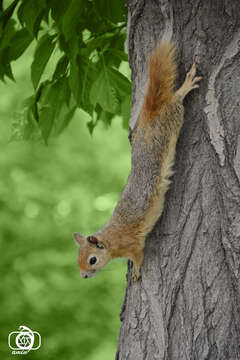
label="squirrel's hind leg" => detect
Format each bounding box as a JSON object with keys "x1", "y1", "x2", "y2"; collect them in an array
[
  {"x1": 131, "y1": 250, "x2": 144, "y2": 282},
  {"x1": 175, "y1": 63, "x2": 202, "y2": 102}
]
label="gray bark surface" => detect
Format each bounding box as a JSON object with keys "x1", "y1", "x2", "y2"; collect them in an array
[{"x1": 116, "y1": 1, "x2": 240, "y2": 359}]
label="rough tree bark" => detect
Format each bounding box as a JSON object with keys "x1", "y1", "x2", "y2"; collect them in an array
[{"x1": 116, "y1": 1, "x2": 240, "y2": 359}]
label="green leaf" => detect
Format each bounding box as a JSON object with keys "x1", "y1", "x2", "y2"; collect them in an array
[
  {"x1": 52, "y1": 55, "x2": 69, "y2": 81},
  {"x1": 93, "y1": 103, "x2": 112, "y2": 127},
  {"x1": 107, "y1": 67, "x2": 131, "y2": 97},
  {"x1": 39, "y1": 105, "x2": 55, "y2": 143},
  {"x1": 90, "y1": 67, "x2": 118, "y2": 113},
  {"x1": 101, "y1": 110, "x2": 113, "y2": 127},
  {"x1": 55, "y1": 105, "x2": 76, "y2": 134},
  {"x1": 89, "y1": 64, "x2": 131, "y2": 116},
  {"x1": 95, "y1": 0, "x2": 126, "y2": 23},
  {"x1": 69, "y1": 57, "x2": 81, "y2": 105},
  {"x1": 8, "y1": 29, "x2": 33, "y2": 61},
  {"x1": 87, "y1": 119, "x2": 97, "y2": 135},
  {"x1": 85, "y1": 32, "x2": 116, "y2": 55},
  {"x1": 49, "y1": 0, "x2": 70, "y2": 25},
  {"x1": 69, "y1": 54, "x2": 97, "y2": 115},
  {"x1": 105, "y1": 48, "x2": 128, "y2": 62},
  {"x1": 103, "y1": 47, "x2": 128, "y2": 68},
  {"x1": 0, "y1": 0, "x2": 18, "y2": 35},
  {"x1": 0, "y1": 19, "x2": 17, "y2": 79},
  {"x1": 31, "y1": 34, "x2": 56, "y2": 89},
  {"x1": 0, "y1": 18, "x2": 15, "y2": 49},
  {"x1": 38, "y1": 77, "x2": 70, "y2": 142},
  {"x1": 0, "y1": 49, "x2": 14, "y2": 80},
  {"x1": 17, "y1": 0, "x2": 46, "y2": 37},
  {"x1": 62, "y1": 0, "x2": 83, "y2": 41}
]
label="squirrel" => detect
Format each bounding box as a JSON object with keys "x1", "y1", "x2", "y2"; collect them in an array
[{"x1": 74, "y1": 41, "x2": 202, "y2": 281}]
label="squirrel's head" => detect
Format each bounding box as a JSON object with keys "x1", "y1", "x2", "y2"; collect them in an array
[{"x1": 73, "y1": 232, "x2": 110, "y2": 279}]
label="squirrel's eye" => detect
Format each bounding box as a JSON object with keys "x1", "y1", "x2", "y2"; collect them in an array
[{"x1": 89, "y1": 256, "x2": 97, "y2": 265}]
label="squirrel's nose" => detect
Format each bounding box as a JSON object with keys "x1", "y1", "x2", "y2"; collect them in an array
[{"x1": 80, "y1": 271, "x2": 88, "y2": 279}]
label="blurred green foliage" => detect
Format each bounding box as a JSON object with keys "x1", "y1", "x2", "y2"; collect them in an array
[
  {"x1": 0, "y1": 0, "x2": 131, "y2": 142},
  {"x1": 0, "y1": 38, "x2": 130, "y2": 359}
]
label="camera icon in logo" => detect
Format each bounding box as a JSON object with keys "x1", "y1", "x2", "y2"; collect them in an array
[{"x1": 8, "y1": 325, "x2": 41, "y2": 354}]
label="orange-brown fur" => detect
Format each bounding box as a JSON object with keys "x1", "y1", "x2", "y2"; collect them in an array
[
  {"x1": 141, "y1": 42, "x2": 177, "y2": 122},
  {"x1": 74, "y1": 41, "x2": 202, "y2": 281}
]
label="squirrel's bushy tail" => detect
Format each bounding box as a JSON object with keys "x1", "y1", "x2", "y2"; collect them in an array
[{"x1": 141, "y1": 41, "x2": 177, "y2": 121}]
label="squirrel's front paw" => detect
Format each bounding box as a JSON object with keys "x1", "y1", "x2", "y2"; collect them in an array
[
  {"x1": 185, "y1": 63, "x2": 202, "y2": 92},
  {"x1": 176, "y1": 63, "x2": 202, "y2": 101}
]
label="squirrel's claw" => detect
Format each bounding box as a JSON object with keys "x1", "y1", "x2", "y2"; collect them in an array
[{"x1": 193, "y1": 76, "x2": 203, "y2": 83}]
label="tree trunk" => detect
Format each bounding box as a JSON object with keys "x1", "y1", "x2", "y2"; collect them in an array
[{"x1": 116, "y1": 1, "x2": 240, "y2": 359}]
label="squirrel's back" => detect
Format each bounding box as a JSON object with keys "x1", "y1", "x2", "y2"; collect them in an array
[
  {"x1": 141, "y1": 41, "x2": 177, "y2": 121},
  {"x1": 110, "y1": 41, "x2": 183, "y2": 230}
]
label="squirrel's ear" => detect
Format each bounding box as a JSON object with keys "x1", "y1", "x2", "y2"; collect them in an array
[
  {"x1": 73, "y1": 233, "x2": 85, "y2": 246},
  {"x1": 87, "y1": 236, "x2": 105, "y2": 250}
]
